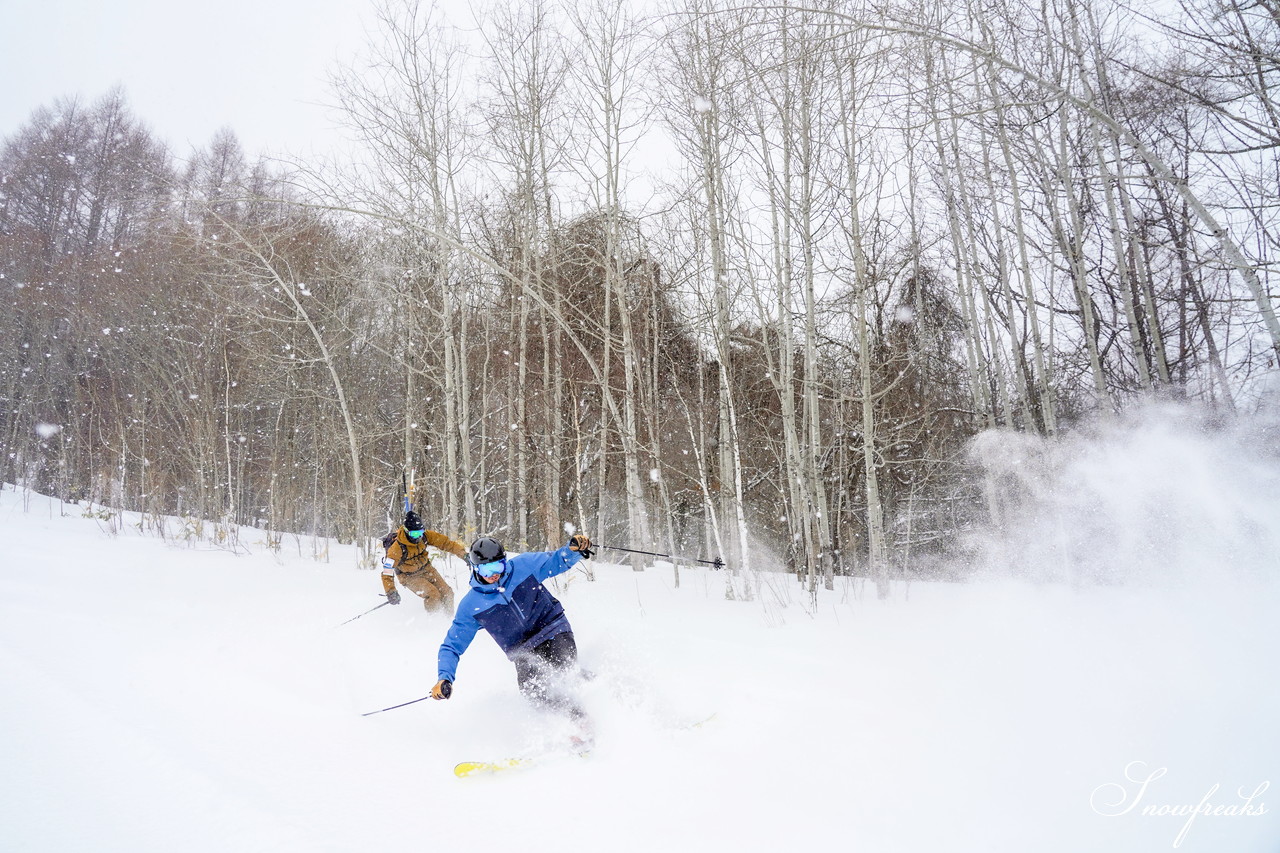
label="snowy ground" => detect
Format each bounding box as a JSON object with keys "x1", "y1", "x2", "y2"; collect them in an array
[{"x1": 2, "y1": 416, "x2": 1278, "y2": 852}]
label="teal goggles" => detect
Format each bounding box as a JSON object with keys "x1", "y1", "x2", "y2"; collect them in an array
[
  {"x1": 406, "y1": 528, "x2": 424, "y2": 540},
  {"x1": 475, "y1": 560, "x2": 503, "y2": 578}
]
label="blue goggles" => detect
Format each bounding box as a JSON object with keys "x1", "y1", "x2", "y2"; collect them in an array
[
  {"x1": 406, "y1": 528, "x2": 424, "y2": 540},
  {"x1": 474, "y1": 560, "x2": 504, "y2": 578}
]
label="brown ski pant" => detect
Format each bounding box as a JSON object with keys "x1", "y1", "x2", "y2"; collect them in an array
[{"x1": 397, "y1": 568, "x2": 455, "y2": 613}]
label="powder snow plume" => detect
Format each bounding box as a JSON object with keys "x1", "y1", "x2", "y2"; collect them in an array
[{"x1": 965, "y1": 400, "x2": 1280, "y2": 587}]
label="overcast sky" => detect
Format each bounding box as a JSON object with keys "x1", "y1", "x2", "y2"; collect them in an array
[{"x1": 1, "y1": 0, "x2": 397, "y2": 159}]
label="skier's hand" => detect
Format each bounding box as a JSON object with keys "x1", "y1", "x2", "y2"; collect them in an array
[
  {"x1": 569, "y1": 534, "x2": 593, "y2": 559},
  {"x1": 431, "y1": 679, "x2": 453, "y2": 700},
  {"x1": 386, "y1": 588, "x2": 401, "y2": 605}
]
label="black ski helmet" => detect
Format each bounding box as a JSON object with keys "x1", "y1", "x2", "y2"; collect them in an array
[
  {"x1": 468, "y1": 536, "x2": 506, "y2": 566},
  {"x1": 404, "y1": 511, "x2": 425, "y2": 532}
]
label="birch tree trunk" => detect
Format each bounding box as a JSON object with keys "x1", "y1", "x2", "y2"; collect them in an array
[{"x1": 836, "y1": 44, "x2": 890, "y2": 600}]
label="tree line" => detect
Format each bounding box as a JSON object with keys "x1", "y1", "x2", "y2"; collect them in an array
[{"x1": 2, "y1": 0, "x2": 1276, "y2": 597}]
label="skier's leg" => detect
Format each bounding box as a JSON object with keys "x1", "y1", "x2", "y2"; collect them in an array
[
  {"x1": 537, "y1": 631, "x2": 578, "y2": 670},
  {"x1": 398, "y1": 570, "x2": 450, "y2": 613},
  {"x1": 425, "y1": 568, "x2": 455, "y2": 612},
  {"x1": 514, "y1": 636, "x2": 591, "y2": 747},
  {"x1": 410, "y1": 566, "x2": 455, "y2": 613},
  {"x1": 417, "y1": 579, "x2": 442, "y2": 612},
  {"x1": 513, "y1": 638, "x2": 573, "y2": 707},
  {"x1": 513, "y1": 651, "x2": 551, "y2": 706},
  {"x1": 397, "y1": 571, "x2": 430, "y2": 607},
  {"x1": 532, "y1": 633, "x2": 588, "y2": 724}
]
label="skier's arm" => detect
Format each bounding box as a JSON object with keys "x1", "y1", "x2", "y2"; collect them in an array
[
  {"x1": 437, "y1": 608, "x2": 481, "y2": 683},
  {"x1": 381, "y1": 543, "x2": 401, "y2": 602},
  {"x1": 425, "y1": 529, "x2": 468, "y2": 562},
  {"x1": 530, "y1": 545, "x2": 583, "y2": 583}
]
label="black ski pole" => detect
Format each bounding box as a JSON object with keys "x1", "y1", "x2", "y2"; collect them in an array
[
  {"x1": 362, "y1": 695, "x2": 430, "y2": 716},
  {"x1": 597, "y1": 544, "x2": 725, "y2": 569},
  {"x1": 362, "y1": 681, "x2": 449, "y2": 717},
  {"x1": 335, "y1": 598, "x2": 392, "y2": 627}
]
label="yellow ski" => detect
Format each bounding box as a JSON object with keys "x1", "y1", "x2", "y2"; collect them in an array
[
  {"x1": 454, "y1": 747, "x2": 594, "y2": 778},
  {"x1": 453, "y1": 757, "x2": 536, "y2": 777}
]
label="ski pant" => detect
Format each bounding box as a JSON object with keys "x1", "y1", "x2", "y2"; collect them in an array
[
  {"x1": 512, "y1": 632, "x2": 585, "y2": 721},
  {"x1": 397, "y1": 567, "x2": 455, "y2": 613}
]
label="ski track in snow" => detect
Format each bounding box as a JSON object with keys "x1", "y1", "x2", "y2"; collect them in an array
[{"x1": 1, "y1": 484, "x2": 1277, "y2": 853}]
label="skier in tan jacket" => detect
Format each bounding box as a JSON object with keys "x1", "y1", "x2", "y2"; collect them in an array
[{"x1": 382, "y1": 511, "x2": 467, "y2": 613}]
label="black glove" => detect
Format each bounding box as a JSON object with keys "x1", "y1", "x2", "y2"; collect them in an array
[
  {"x1": 569, "y1": 534, "x2": 593, "y2": 559},
  {"x1": 386, "y1": 588, "x2": 401, "y2": 605}
]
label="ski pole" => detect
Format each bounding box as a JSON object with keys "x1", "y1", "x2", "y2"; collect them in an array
[
  {"x1": 403, "y1": 469, "x2": 415, "y2": 514},
  {"x1": 597, "y1": 544, "x2": 725, "y2": 569},
  {"x1": 362, "y1": 695, "x2": 430, "y2": 716},
  {"x1": 362, "y1": 682, "x2": 450, "y2": 717},
  {"x1": 335, "y1": 598, "x2": 392, "y2": 627}
]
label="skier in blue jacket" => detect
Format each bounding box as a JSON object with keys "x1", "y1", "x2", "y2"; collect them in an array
[{"x1": 430, "y1": 533, "x2": 593, "y2": 728}]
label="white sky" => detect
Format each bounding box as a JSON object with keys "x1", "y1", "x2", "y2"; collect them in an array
[
  {"x1": 1, "y1": 0, "x2": 677, "y2": 221},
  {"x1": 0, "y1": 0, "x2": 401, "y2": 159}
]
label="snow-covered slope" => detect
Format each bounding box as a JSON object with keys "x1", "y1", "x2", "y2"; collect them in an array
[{"x1": 1, "y1": 478, "x2": 1276, "y2": 852}]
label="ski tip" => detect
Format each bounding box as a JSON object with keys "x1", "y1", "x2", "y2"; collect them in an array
[
  {"x1": 453, "y1": 749, "x2": 591, "y2": 778},
  {"x1": 453, "y1": 757, "x2": 532, "y2": 778}
]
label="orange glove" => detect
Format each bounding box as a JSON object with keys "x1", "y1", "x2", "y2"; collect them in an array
[
  {"x1": 431, "y1": 679, "x2": 452, "y2": 700},
  {"x1": 569, "y1": 534, "x2": 593, "y2": 558}
]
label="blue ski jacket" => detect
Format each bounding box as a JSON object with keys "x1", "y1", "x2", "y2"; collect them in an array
[{"x1": 437, "y1": 544, "x2": 584, "y2": 683}]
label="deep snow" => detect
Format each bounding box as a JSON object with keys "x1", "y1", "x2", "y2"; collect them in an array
[{"x1": 2, "y1": 414, "x2": 1278, "y2": 852}]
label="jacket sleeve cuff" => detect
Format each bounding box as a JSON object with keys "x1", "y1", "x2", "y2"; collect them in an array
[{"x1": 557, "y1": 546, "x2": 581, "y2": 573}]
